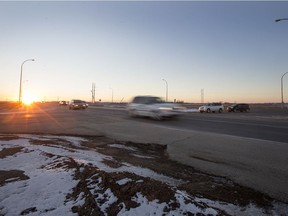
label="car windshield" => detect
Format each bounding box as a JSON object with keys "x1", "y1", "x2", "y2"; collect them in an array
[
  {"x1": 150, "y1": 97, "x2": 165, "y2": 104},
  {"x1": 74, "y1": 100, "x2": 83, "y2": 103}
]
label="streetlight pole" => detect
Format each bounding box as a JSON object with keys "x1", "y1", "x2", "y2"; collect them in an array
[
  {"x1": 19, "y1": 59, "x2": 35, "y2": 104},
  {"x1": 281, "y1": 72, "x2": 288, "y2": 109},
  {"x1": 162, "y1": 79, "x2": 168, "y2": 102},
  {"x1": 275, "y1": 18, "x2": 288, "y2": 109}
]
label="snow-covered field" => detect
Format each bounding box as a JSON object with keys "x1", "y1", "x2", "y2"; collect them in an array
[{"x1": 0, "y1": 134, "x2": 287, "y2": 216}]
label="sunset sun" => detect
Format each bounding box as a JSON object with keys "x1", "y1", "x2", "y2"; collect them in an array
[{"x1": 22, "y1": 95, "x2": 35, "y2": 105}]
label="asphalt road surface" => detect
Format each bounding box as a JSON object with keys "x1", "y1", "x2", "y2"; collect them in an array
[
  {"x1": 1, "y1": 103, "x2": 287, "y2": 144},
  {"x1": 1, "y1": 102, "x2": 288, "y2": 203},
  {"x1": 126, "y1": 110, "x2": 288, "y2": 144}
]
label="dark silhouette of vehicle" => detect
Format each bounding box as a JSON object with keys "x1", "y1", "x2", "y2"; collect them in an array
[
  {"x1": 68, "y1": 100, "x2": 87, "y2": 110},
  {"x1": 59, "y1": 101, "x2": 68, "y2": 106},
  {"x1": 227, "y1": 103, "x2": 250, "y2": 112}
]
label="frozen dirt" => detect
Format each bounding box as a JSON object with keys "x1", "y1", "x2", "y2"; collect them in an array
[{"x1": 0, "y1": 134, "x2": 287, "y2": 216}]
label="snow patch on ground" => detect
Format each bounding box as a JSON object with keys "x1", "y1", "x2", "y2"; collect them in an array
[
  {"x1": 108, "y1": 144, "x2": 137, "y2": 151},
  {"x1": 0, "y1": 134, "x2": 287, "y2": 216}
]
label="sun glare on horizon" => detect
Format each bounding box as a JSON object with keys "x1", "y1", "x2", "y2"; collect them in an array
[{"x1": 22, "y1": 95, "x2": 35, "y2": 105}]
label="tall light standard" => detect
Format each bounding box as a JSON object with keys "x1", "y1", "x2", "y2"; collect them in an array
[
  {"x1": 275, "y1": 18, "x2": 288, "y2": 109},
  {"x1": 281, "y1": 72, "x2": 288, "y2": 109},
  {"x1": 19, "y1": 59, "x2": 35, "y2": 104},
  {"x1": 162, "y1": 79, "x2": 168, "y2": 102}
]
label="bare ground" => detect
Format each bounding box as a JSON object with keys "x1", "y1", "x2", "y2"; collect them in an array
[{"x1": 0, "y1": 134, "x2": 280, "y2": 215}]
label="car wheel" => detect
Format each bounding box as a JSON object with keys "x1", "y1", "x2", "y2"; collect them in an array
[
  {"x1": 219, "y1": 108, "x2": 223, "y2": 113},
  {"x1": 206, "y1": 108, "x2": 211, "y2": 113}
]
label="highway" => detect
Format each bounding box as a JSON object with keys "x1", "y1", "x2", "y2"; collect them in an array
[
  {"x1": 1, "y1": 103, "x2": 288, "y2": 202},
  {"x1": 124, "y1": 110, "x2": 288, "y2": 144},
  {"x1": 67, "y1": 105, "x2": 288, "y2": 144},
  {"x1": 1, "y1": 103, "x2": 287, "y2": 144}
]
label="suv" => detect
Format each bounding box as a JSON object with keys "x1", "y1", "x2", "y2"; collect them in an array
[
  {"x1": 199, "y1": 103, "x2": 224, "y2": 113},
  {"x1": 227, "y1": 103, "x2": 250, "y2": 112},
  {"x1": 68, "y1": 100, "x2": 87, "y2": 110},
  {"x1": 127, "y1": 96, "x2": 184, "y2": 120}
]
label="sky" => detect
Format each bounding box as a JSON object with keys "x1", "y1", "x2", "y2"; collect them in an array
[
  {"x1": 0, "y1": 1, "x2": 288, "y2": 103},
  {"x1": 1, "y1": 134, "x2": 286, "y2": 215}
]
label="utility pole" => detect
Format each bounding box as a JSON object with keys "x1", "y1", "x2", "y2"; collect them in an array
[
  {"x1": 162, "y1": 79, "x2": 168, "y2": 102},
  {"x1": 201, "y1": 89, "x2": 204, "y2": 104},
  {"x1": 91, "y1": 83, "x2": 95, "y2": 103}
]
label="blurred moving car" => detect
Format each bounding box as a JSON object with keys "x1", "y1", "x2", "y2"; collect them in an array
[
  {"x1": 199, "y1": 103, "x2": 224, "y2": 113},
  {"x1": 227, "y1": 103, "x2": 250, "y2": 112},
  {"x1": 127, "y1": 96, "x2": 184, "y2": 120},
  {"x1": 59, "y1": 101, "x2": 68, "y2": 106},
  {"x1": 68, "y1": 99, "x2": 87, "y2": 110}
]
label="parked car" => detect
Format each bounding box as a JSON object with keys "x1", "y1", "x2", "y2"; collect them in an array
[
  {"x1": 227, "y1": 103, "x2": 250, "y2": 112},
  {"x1": 68, "y1": 99, "x2": 87, "y2": 110},
  {"x1": 198, "y1": 103, "x2": 224, "y2": 113},
  {"x1": 127, "y1": 96, "x2": 184, "y2": 120},
  {"x1": 59, "y1": 101, "x2": 68, "y2": 106}
]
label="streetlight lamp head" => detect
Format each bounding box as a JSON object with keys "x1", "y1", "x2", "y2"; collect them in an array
[{"x1": 275, "y1": 18, "x2": 288, "y2": 22}]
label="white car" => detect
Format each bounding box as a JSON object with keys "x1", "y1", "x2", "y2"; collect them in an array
[
  {"x1": 198, "y1": 103, "x2": 224, "y2": 113},
  {"x1": 127, "y1": 96, "x2": 184, "y2": 120}
]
